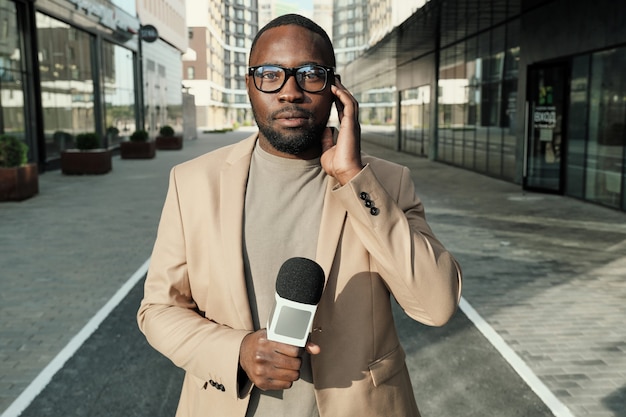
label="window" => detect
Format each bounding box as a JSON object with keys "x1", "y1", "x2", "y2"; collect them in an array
[
  {"x1": 585, "y1": 48, "x2": 626, "y2": 208},
  {"x1": 102, "y1": 42, "x2": 136, "y2": 147},
  {"x1": 36, "y1": 12, "x2": 96, "y2": 158}
]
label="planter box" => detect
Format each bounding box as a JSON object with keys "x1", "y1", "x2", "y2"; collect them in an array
[
  {"x1": 0, "y1": 163, "x2": 39, "y2": 201},
  {"x1": 155, "y1": 135, "x2": 183, "y2": 150},
  {"x1": 120, "y1": 141, "x2": 156, "y2": 159},
  {"x1": 61, "y1": 149, "x2": 112, "y2": 175}
]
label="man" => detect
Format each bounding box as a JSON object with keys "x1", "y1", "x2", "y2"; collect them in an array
[{"x1": 138, "y1": 13, "x2": 462, "y2": 417}]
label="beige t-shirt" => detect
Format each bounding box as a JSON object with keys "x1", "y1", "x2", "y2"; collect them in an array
[{"x1": 243, "y1": 142, "x2": 327, "y2": 417}]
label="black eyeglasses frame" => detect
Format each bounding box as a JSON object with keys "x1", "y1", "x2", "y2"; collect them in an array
[{"x1": 248, "y1": 64, "x2": 336, "y2": 94}]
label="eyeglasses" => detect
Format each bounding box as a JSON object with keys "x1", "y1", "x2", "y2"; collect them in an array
[{"x1": 248, "y1": 64, "x2": 335, "y2": 93}]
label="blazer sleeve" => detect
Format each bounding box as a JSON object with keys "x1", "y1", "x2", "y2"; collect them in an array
[
  {"x1": 332, "y1": 161, "x2": 462, "y2": 326},
  {"x1": 137, "y1": 166, "x2": 251, "y2": 400}
]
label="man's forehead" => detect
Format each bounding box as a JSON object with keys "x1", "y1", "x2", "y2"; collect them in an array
[{"x1": 250, "y1": 25, "x2": 329, "y2": 62}]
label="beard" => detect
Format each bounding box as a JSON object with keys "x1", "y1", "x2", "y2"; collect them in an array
[{"x1": 254, "y1": 106, "x2": 327, "y2": 155}]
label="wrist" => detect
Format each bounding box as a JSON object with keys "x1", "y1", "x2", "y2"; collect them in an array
[{"x1": 336, "y1": 165, "x2": 365, "y2": 186}]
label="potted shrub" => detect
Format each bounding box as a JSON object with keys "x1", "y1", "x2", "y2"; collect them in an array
[
  {"x1": 61, "y1": 132, "x2": 112, "y2": 175},
  {"x1": 53, "y1": 130, "x2": 74, "y2": 151},
  {"x1": 106, "y1": 126, "x2": 121, "y2": 147},
  {"x1": 120, "y1": 129, "x2": 155, "y2": 159},
  {"x1": 155, "y1": 125, "x2": 183, "y2": 150},
  {"x1": 0, "y1": 134, "x2": 39, "y2": 201}
]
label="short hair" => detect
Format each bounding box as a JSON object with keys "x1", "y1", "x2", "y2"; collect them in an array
[{"x1": 249, "y1": 14, "x2": 336, "y2": 67}]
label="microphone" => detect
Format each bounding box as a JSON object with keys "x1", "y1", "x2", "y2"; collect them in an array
[{"x1": 266, "y1": 257, "x2": 325, "y2": 347}]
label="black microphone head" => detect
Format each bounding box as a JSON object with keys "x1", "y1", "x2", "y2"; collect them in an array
[{"x1": 276, "y1": 257, "x2": 325, "y2": 305}]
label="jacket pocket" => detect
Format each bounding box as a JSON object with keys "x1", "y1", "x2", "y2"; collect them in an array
[{"x1": 368, "y1": 345, "x2": 407, "y2": 387}]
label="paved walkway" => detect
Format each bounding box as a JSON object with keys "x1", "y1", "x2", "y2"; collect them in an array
[{"x1": 1, "y1": 128, "x2": 625, "y2": 417}]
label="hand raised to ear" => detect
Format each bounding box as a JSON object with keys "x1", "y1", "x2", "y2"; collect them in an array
[{"x1": 320, "y1": 81, "x2": 364, "y2": 185}]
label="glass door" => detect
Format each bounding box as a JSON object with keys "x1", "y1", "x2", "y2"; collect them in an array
[{"x1": 524, "y1": 63, "x2": 569, "y2": 192}]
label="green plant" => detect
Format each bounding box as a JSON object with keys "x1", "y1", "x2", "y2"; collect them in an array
[
  {"x1": 53, "y1": 130, "x2": 73, "y2": 143},
  {"x1": 130, "y1": 129, "x2": 149, "y2": 142},
  {"x1": 75, "y1": 132, "x2": 101, "y2": 150},
  {"x1": 159, "y1": 125, "x2": 175, "y2": 137},
  {"x1": 0, "y1": 135, "x2": 28, "y2": 168},
  {"x1": 106, "y1": 126, "x2": 120, "y2": 137}
]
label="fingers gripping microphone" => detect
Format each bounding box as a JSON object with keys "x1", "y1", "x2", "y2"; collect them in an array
[{"x1": 266, "y1": 257, "x2": 325, "y2": 347}]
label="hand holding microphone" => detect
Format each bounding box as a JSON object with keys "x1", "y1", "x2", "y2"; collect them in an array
[{"x1": 239, "y1": 258, "x2": 325, "y2": 391}]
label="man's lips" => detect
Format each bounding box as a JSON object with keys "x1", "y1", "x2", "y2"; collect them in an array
[{"x1": 274, "y1": 111, "x2": 311, "y2": 127}]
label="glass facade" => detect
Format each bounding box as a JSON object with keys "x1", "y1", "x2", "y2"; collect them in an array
[
  {"x1": 346, "y1": 0, "x2": 626, "y2": 212},
  {"x1": 587, "y1": 48, "x2": 626, "y2": 208},
  {"x1": 566, "y1": 48, "x2": 626, "y2": 210},
  {"x1": 0, "y1": 0, "x2": 27, "y2": 143},
  {"x1": 436, "y1": 21, "x2": 519, "y2": 181},
  {"x1": 356, "y1": 86, "x2": 397, "y2": 148},
  {"x1": 0, "y1": 1, "x2": 143, "y2": 168},
  {"x1": 400, "y1": 85, "x2": 431, "y2": 157},
  {"x1": 565, "y1": 55, "x2": 589, "y2": 200},
  {"x1": 37, "y1": 13, "x2": 96, "y2": 159},
  {"x1": 143, "y1": 40, "x2": 183, "y2": 136},
  {"x1": 102, "y1": 41, "x2": 136, "y2": 146},
  {"x1": 358, "y1": 87, "x2": 396, "y2": 126}
]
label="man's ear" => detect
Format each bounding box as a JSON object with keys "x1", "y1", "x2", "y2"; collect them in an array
[{"x1": 245, "y1": 74, "x2": 252, "y2": 95}]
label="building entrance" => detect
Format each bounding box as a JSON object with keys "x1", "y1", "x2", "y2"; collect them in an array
[{"x1": 524, "y1": 63, "x2": 569, "y2": 192}]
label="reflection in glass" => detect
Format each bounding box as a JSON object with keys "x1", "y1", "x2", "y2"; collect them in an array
[
  {"x1": 435, "y1": 21, "x2": 519, "y2": 181},
  {"x1": 565, "y1": 55, "x2": 590, "y2": 199},
  {"x1": 400, "y1": 86, "x2": 430, "y2": 157},
  {"x1": 586, "y1": 48, "x2": 626, "y2": 208},
  {"x1": 102, "y1": 41, "x2": 136, "y2": 146},
  {"x1": 358, "y1": 86, "x2": 396, "y2": 147},
  {"x1": 36, "y1": 12, "x2": 95, "y2": 160},
  {"x1": 142, "y1": 42, "x2": 184, "y2": 136},
  {"x1": 0, "y1": 0, "x2": 26, "y2": 141}
]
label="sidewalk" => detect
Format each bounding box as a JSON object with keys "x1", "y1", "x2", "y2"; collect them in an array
[
  {"x1": 363, "y1": 133, "x2": 626, "y2": 417},
  {"x1": 0, "y1": 131, "x2": 246, "y2": 414},
  {"x1": 1, "y1": 128, "x2": 625, "y2": 417}
]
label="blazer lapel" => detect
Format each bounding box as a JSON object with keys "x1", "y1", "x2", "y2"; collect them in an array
[
  {"x1": 316, "y1": 178, "x2": 347, "y2": 282},
  {"x1": 219, "y1": 135, "x2": 257, "y2": 330}
]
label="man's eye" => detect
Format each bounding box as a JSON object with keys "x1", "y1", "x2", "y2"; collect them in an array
[{"x1": 261, "y1": 71, "x2": 280, "y2": 80}]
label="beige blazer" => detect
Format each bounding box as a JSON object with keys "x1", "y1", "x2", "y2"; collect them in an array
[{"x1": 138, "y1": 133, "x2": 462, "y2": 417}]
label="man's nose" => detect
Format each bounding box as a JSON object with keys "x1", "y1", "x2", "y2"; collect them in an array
[{"x1": 278, "y1": 74, "x2": 305, "y2": 102}]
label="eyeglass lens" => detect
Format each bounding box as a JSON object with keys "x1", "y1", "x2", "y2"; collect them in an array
[{"x1": 253, "y1": 65, "x2": 328, "y2": 93}]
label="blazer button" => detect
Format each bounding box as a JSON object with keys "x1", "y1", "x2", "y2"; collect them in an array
[
  {"x1": 370, "y1": 207, "x2": 380, "y2": 216},
  {"x1": 360, "y1": 191, "x2": 369, "y2": 200},
  {"x1": 364, "y1": 199, "x2": 373, "y2": 208}
]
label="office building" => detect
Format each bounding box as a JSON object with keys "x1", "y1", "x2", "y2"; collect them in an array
[
  {"x1": 332, "y1": 0, "x2": 424, "y2": 73},
  {"x1": 184, "y1": 0, "x2": 258, "y2": 130},
  {"x1": 1, "y1": 0, "x2": 186, "y2": 171},
  {"x1": 344, "y1": 0, "x2": 626, "y2": 212},
  {"x1": 136, "y1": 0, "x2": 188, "y2": 138}
]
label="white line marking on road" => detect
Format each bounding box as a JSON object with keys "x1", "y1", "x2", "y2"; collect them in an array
[
  {"x1": 606, "y1": 238, "x2": 626, "y2": 253},
  {"x1": 459, "y1": 297, "x2": 575, "y2": 417},
  {"x1": 1, "y1": 258, "x2": 151, "y2": 417}
]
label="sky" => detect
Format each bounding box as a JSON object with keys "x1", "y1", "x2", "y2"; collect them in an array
[{"x1": 282, "y1": 0, "x2": 313, "y2": 11}]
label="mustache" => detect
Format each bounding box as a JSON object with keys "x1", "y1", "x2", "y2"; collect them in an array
[{"x1": 269, "y1": 106, "x2": 314, "y2": 119}]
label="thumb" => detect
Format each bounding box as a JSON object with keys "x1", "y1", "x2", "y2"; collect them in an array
[{"x1": 305, "y1": 341, "x2": 321, "y2": 355}]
